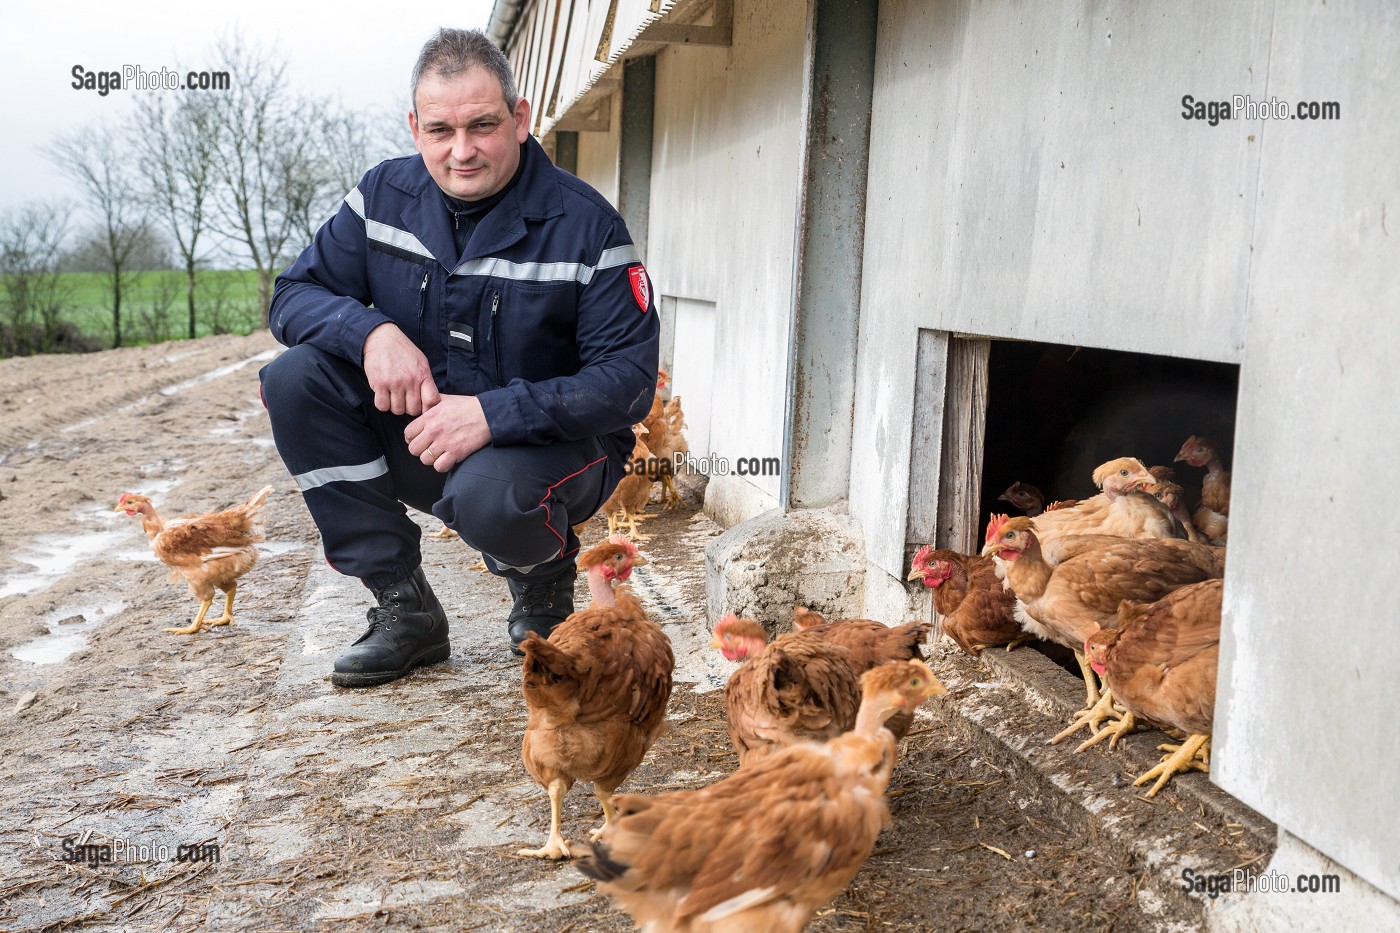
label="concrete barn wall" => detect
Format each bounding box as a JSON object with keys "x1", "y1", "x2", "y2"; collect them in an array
[
  {"x1": 574, "y1": 116, "x2": 621, "y2": 207},
  {"x1": 1211, "y1": 0, "x2": 1400, "y2": 908},
  {"x1": 853, "y1": 0, "x2": 1400, "y2": 911},
  {"x1": 646, "y1": 0, "x2": 810, "y2": 527}
]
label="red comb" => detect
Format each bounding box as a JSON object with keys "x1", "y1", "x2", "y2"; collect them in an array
[
  {"x1": 911, "y1": 544, "x2": 933, "y2": 571},
  {"x1": 985, "y1": 513, "x2": 1011, "y2": 543},
  {"x1": 606, "y1": 533, "x2": 640, "y2": 557}
]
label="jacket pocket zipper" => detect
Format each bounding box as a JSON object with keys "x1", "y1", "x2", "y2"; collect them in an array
[
  {"x1": 490, "y1": 291, "x2": 502, "y2": 384},
  {"x1": 417, "y1": 271, "x2": 429, "y2": 343}
]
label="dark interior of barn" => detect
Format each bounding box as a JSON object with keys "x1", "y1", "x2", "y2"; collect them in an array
[
  {"x1": 980, "y1": 339, "x2": 1239, "y2": 515},
  {"x1": 979, "y1": 338, "x2": 1239, "y2": 669}
]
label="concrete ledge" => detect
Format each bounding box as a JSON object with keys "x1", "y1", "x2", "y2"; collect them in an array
[{"x1": 928, "y1": 639, "x2": 1279, "y2": 926}]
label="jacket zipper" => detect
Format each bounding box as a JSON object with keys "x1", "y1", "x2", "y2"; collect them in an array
[
  {"x1": 416, "y1": 271, "x2": 429, "y2": 343},
  {"x1": 490, "y1": 291, "x2": 502, "y2": 383}
]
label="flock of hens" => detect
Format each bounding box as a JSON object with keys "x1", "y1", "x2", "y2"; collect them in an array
[{"x1": 111, "y1": 369, "x2": 1234, "y2": 931}]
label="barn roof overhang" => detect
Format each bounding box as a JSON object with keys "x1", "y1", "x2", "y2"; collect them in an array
[{"x1": 486, "y1": 0, "x2": 732, "y2": 140}]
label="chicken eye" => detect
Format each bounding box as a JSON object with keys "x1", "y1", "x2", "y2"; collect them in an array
[{"x1": 1119, "y1": 469, "x2": 1129, "y2": 476}]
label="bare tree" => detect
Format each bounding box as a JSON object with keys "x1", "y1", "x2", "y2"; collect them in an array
[
  {"x1": 208, "y1": 36, "x2": 329, "y2": 326},
  {"x1": 0, "y1": 203, "x2": 73, "y2": 355},
  {"x1": 131, "y1": 92, "x2": 221, "y2": 339},
  {"x1": 51, "y1": 125, "x2": 148, "y2": 348}
]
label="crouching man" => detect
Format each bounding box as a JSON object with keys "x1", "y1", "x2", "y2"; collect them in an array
[{"x1": 260, "y1": 28, "x2": 657, "y2": 685}]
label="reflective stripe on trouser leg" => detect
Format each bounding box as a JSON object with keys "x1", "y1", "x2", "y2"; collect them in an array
[{"x1": 259, "y1": 344, "x2": 445, "y2": 589}]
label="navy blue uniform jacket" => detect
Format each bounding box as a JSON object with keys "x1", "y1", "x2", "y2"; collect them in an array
[{"x1": 268, "y1": 136, "x2": 658, "y2": 464}]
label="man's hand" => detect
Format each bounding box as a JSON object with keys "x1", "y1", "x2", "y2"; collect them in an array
[
  {"x1": 405, "y1": 395, "x2": 493, "y2": 472},
  {"x1": 363, "y1": 322, "x2": 441, "y2": 416}
]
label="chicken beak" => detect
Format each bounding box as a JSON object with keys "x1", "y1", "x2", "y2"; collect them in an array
[
  {"x1": 708, "y1": 636, "x2": 722, "y2": 649},
  {"x1": 980, "y1": 542, "x2": 1000, "y2": 558},
  {"x1": 905, "y1": 567, "x2": 924, "y2": 583},
  {"x1": 631, "y1": 553, "x2": 650, "y2": 567}
]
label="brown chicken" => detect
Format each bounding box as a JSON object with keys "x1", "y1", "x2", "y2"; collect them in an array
[
  {"x1": 981, "y1": 515, "x2": 1222, "y2": 744},
  {"x1": 575, "y1": 660, "x2": 946, "y2": 933},
  {"x1": 650, "y1": 394, "x2": 690, "y2": 509},
  {"x1": 518, "y1": 536, "x2": 674, "y2": 859},
  {"x1": 997, "y1": 481, "x2": 1046, "y2": 516},
  {"x1": 1085, "y1": 578, "x2": 1222, "y2": 796},
  {"x1": 789, "y1": 606, "x2": 931, "y2": 739},
  {"x1": 1175, "y1": 435, "x2": 1231, "y2": 543},
  {"x1": 1147, "y1": 479, "x2": 1206, "y2": 544},
  {"x1": 712, "y1": 613, "x2": 861, "y2": 767},
  {"x1": 601, "y1": 424, "x2": 655, "y2": 541},
  {"x1": 116, "y1": 486, "x2": 272, "y2": 635},
  {"x1": 905, "y1": 546, "x2": 1022, "y2": 655},
  {"x1": 1023, "y1": 457, "x2": 1179, "y2": 560}
]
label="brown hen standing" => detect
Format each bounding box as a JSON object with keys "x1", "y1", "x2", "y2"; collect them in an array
[
  {"x1": 115, "y1": 486, "x2": 272, "y2": 635},
  {"x1": 576, "y1": 660, "x2": 946, "y2": 933},
  {"x1": 711, "y1": 614, "x2": 861, "y2": 768},
  {"x1": 905, "y1": 545, "x2": 1023, "y2": 655},
  {"x1": 1085, "y1": 578, "x2": 1222, "y2": 795},
  {"x1": 518, "y1": 536, "x2": 674, "y2": 859},
  {"x1": 1175, "y1": 435, "x2": 1231, "y2": 544},
  {"x1": 982, "y1": 515, "x2": 1222, "y2": 745},
  {"x1": 789, "y1": 606, "x2": 931, "y2": 740}
]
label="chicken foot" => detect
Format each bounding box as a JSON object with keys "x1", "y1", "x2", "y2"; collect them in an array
[
  {"x1": 614, "y1": 509, "x2": 654, "y2": 542},
  {"x1": 589, "y1": 788, "x2": 618, "y2": 843},
  {"x1": 1049, "y1": 685, "x2": 1129, "y2": 746},
  {"x1": 660, "y1": 474, "x2": 684, "y2": 509},
  {"x1": 518, "y1": 778, "x2": 580, "y2": 860},
  {"x1": 1134, "y1": 734, "x2": 1211, "y2": 798},
  {"x1": 1075, "y1": 710, "x2": 1138, "y2": 753},
  {"x1": 165, "y1": 586, "x2": 236, "y2": 635}
]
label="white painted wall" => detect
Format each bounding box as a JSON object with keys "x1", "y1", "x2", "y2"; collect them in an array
[
  {"x1": 1212, "y1": 1, "x2": 1400, "y2": 903},
  {"x1": 854, "y1": 0, "x2": 1400, "y2": 907},
  {"x1": 669, "y1": 297, "x2": 717, "y2": 459},
  {"x1": 647, "y1": 0, "x2": 808, "y2": 525},
  {"x1": 574, "y1": 116, "x2": 621, "y2": 207},
  {"x1": 853, "y1": 0, "x2": 1272, "y2": 582}
]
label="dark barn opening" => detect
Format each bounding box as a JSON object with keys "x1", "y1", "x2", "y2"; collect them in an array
[
  {"x1": 973, "y1": 338, "x2": 1239, "y2": 672},
  {"x1": 980, "y1": 340, "x2": 1239, "y2": 521}
]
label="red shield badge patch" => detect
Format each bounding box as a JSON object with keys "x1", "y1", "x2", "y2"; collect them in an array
[{"x1": 628, "y1": 265, "x2": 651, "y2": 313}]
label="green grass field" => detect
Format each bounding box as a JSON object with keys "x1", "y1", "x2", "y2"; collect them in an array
[{"x1": 50, "y1": 268, "x2": 267, "y2": 348}]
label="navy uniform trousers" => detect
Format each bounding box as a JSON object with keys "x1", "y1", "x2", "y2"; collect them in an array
[{"x1": 260, "y1": 344, "x2": 624, "y2": 590}]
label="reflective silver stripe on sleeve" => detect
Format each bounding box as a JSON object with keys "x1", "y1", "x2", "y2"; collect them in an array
[
  {"x1": 452, "y1": 243, "x2": 641, "y2": 284},
  {"x1": 344, "y1": 186, "x2": 365, "y2": 218},
  {"x1": 294, "y1": 456, "x2": 389, "y2": 492},
  {"x1": 365, "y1": 220, "x2": 435, "y2": 261}
]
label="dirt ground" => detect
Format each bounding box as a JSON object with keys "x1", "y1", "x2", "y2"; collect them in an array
[{"x1": 0, "y1": 333, "x2": 1224, "y2": 932}]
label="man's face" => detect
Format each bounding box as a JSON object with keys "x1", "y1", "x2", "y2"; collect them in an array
[{"x1": 410, "y1": 67, "x2": 530, "y2": 202}]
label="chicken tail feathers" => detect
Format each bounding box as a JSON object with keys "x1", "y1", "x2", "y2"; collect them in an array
[
  {"x1": 520, "y1": 632, "x2": 579, "y2": 684},
  {"x1": 575, "y1": 840, "x2": 629, "y2": 883}
]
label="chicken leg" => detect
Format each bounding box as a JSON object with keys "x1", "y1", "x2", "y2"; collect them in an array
[
  {"x1": 589, "y1": 788, "x2": 618, "y2": 842},
  {"x1": 518, "y1": 778, "x2": 579, "y2": 860},
  {"x1": 165, "y1": 597, "x2": 216, "y2": 635},
  {"x1": 613, "y1": 508, "x2": 653, "y2": 542},
  {"x1": 660, "y1": 474, "x2": 684, "y2": 509},
  {"x1": 165, "y1": 585, "x2": 236, "y2": 635},
  {"x1": 1134, "y1": 734, "x2": 1210, "y2": 798}
]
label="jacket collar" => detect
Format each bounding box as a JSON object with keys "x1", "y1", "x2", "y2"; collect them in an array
[{"x1": 394, "y1": 136, "x2": 564, "y2": 270}]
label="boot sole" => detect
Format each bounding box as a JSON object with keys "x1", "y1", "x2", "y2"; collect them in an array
[{"x1": 331, "y1": 642, "x2": 451, "y2": 688}]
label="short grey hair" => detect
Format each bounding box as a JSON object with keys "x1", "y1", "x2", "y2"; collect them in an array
[{"x1": 411, "y1": 28, "x2": 518, "y2": 113}]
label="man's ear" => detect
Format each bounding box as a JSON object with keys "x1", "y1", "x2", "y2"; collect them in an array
[
  {"x1": 513, "y1": 98, "x2": 531, "y2": 143},
  {"x1": 409, "y1": 109, "x2": 423, "y2": 151}
]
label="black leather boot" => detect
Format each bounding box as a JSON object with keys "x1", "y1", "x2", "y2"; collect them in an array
[
  {"x1": 332, "y1": 567, "x2": 451, "y2": 687},
  {"x1": 507, "y1": 564, "x2": 576, "y2": 656}
]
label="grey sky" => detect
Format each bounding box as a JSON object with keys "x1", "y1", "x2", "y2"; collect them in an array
[{"x1": 0, "y1": 1, "x2": 494, "y2": 219}]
